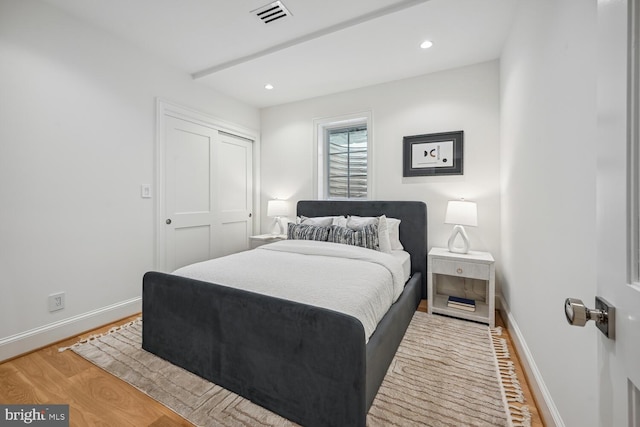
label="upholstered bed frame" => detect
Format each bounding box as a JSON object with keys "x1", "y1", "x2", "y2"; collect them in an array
[{"x1": 142, "y1": 200, "x2": 427, "y2": 427}]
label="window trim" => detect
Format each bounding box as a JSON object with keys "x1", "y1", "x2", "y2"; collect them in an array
[{"x1": 313, "y1": 111, "x2": 373, "y2": 200}]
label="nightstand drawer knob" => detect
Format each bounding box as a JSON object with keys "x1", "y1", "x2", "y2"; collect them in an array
[{"x1": 456, "y1": 267, "x2": 463, "y2": 274}]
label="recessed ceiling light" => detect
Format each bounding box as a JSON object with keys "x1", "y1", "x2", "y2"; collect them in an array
[
  {"x1": 264, "y1": 83, "x2": 274, "y2": 90},
  {"x1": 420, "y1": 40, "x2": 433, "y2": 49}
]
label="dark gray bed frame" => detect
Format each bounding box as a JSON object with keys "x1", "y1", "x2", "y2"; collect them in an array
[{"x1": 142, "y1": 200, "x2": 427, "y2": 427}]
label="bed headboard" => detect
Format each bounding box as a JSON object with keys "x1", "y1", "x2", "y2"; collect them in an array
[{"x1": 296, "y1": 200, "x2": 427, "y2": 299}]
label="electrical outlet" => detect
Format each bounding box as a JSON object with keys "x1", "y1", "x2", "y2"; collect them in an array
[{"x1": 48, "y1": 292, "x2": 65, "y2": 312}]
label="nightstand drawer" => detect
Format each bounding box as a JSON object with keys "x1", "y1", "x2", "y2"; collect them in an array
[{"x1": 431, "y1": 258, "x2": 490, "y2": 280}]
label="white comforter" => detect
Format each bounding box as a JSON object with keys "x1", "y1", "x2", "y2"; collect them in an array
[{"x1": 172, "y1": 240, "x2": 407, "y2": 342}]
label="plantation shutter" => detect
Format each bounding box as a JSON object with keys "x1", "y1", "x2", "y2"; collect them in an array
[{"x1": 327, "y1": 126, "x2": 368, "y2": 198}]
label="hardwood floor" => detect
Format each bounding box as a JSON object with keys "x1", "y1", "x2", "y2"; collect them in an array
[
  {"x1": 1, "y1": 305, "x2": 543, "y2": 426},
  {"x1": 0, "y1": 315, "x2": 190, "y2": 426}
]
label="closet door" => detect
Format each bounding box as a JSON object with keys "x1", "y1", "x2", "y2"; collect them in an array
[
  {"x1": 163, "y1": 116, "x2": 218, "y2": 271},
  {"x1": 217, "y1": 132, "x2": 253, "y2": 257},
  {"x1": 161, "y1": 116, "x2": 253, "y2": 272}
]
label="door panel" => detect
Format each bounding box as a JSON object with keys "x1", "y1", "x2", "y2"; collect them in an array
[
  {"x1": 173, "y1": 131, "x2": 211, "y2": 213},
  {"x1": 174, "y1": 225, "x2": 211, "y2": 271},
  {"x1": 219, "y1": 138, "x2": 249, "y2": 211},
  {"x1": 597, "y1": 0, "x2": 640, "y2": 425},
  {"x1": 217, "y1": 133, "x2": 253, "y2": 258},
  {"x1": 165, "y1": 117, "x2": 217, "y2": 271}
]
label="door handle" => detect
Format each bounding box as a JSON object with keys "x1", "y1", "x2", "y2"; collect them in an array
[
  {"x1": 166, "y1": 219, "x2": 172, "y2": 225},
  {"x1": 564, "y1": 296, "x2": 615, "y2": 339}
]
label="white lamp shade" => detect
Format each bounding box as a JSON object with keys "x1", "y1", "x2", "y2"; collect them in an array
[
  {"x1": 445, "y1": 200, "x2": 477, "y2": 227},
  {"x1": 267, "y1": 200, "x2": 289, "y2": 217}
]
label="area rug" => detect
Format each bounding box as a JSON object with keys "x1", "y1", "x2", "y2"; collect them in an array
[{"x1": 61, "y1": 312, "x2": 531, "y2": 426}]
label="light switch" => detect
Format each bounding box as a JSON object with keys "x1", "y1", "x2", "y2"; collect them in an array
[{"x1": 141, "y1": 184, "x2": 152, "y2": 198}]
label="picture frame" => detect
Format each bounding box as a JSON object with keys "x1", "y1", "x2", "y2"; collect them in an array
[{"x1": 402, "y1": 130, "x2": 464, "y2": 177}]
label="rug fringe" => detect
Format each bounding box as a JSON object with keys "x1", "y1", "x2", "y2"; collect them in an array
[
  {"x1": 58, "y1": 317, "x2": 141, "y2": 352},
  {"x1": 491, "y1": 327, "x2": 532, "y2": 427},
  {"x1": 509, "y1": 404, "x2": 532, "y2": 427}
]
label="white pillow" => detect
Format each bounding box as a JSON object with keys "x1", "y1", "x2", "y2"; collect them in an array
[
  {"x1": 332, "y1": 216, "x2": 348, "y2": 227},
  {"x1": 387, "y1": 217, "x2": 403, "y2": 250},
  {"x1": 346, "y1": 215, "x2": 378, "y2": 230},
  {"x1": 377, "y1": 215, "x2": 392, "y2": 253},
  {"x1": 298, "y1": 215, "x2": 346, "y2": 227}
]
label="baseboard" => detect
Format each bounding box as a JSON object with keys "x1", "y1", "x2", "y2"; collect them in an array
[
  {"x1": 0, "y1": 297, "x2": 141, "y2": 362},
  {"x1": 497, "y1": 295, "x2": 564, "y2": 427}
]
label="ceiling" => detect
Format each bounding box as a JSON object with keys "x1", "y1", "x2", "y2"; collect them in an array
[{"x1": 41, "y1": 0, "x2": 520, "y2": 108}]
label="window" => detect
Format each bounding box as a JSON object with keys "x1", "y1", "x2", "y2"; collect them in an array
[
  {"x1": 314, "y1": 113, "x2": 372, "y2": 200},
  {"x1": 327, "y1": 125, "x2": 367, "y2": 198}
]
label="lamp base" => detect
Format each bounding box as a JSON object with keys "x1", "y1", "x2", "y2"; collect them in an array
[
  {"x1": 271, "y1": 217, "x2": 285, "y2": 235},
  {"x1": 448, "y1": 225, "x2": 470, "y2": 254}
]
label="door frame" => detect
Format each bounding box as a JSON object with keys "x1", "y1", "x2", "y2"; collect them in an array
[{"x1": 155, "y1": 98, "x2": 261, "y2": 271}]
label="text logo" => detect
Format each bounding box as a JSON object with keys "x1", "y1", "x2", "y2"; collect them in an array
[{"x1": 0, "y1": 405, "x2": 68, "y2": 426}]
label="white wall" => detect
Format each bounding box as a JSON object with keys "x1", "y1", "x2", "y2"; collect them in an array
[
  {"x1": 0, "y1": 0, "x2": 259, "y2": 359},
  {"x1": 260, "y1": 60, "x2": 501, "y2": 278},
  {"x1": 500, "y1": 1, "x2": 598, "y2": 426}
]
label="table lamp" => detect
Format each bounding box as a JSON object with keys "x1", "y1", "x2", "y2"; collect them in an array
[
  {"x1": 445, "y1": 200, "x2": 477, "y2": 254},
  {"x1": 267, "y1": 199, "x2": 289, "y2": 235}
]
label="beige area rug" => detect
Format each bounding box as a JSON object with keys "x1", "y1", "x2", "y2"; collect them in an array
[{"x1": 62, "y1": 312, "x2": 531, "y2": 427}]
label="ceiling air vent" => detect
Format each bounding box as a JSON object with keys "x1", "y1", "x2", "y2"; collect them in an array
[{"x1": 252, "y1": 1, "x2": 292, "y2": 24}]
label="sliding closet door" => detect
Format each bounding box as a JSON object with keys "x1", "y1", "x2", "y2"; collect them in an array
[
  {"x1": 163, "y1": 116, "x2": 219, "y2": 271},
  {"x1": 217, "y1": 132, "x2": 253, "y2": 257},
  {"x1": 161, "y1": 116, "x2": 254, "y2": 272}
]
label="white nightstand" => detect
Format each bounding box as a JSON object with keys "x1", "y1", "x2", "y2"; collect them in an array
[
  {"x1": 249, "y1": 234, "x2": 287, "y2": 249},
  {"x1": 427, "y1": 247, "x2": 495, "y2": 327}
]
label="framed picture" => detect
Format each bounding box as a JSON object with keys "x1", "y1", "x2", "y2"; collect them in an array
[{"x1": 402, "y1": 131, "x2": 464, "y2": 177}]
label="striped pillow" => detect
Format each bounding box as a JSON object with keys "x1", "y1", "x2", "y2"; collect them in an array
[
  {"x1": 328, "y1": 224, "x2": 379, "y2": 250},
  {"x1": 287, "y1": 223, "x2": 330, "y2": 241}
]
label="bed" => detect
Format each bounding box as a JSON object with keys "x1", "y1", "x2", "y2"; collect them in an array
[{"x1": 142, "y1": 200, "x2": 427, "y2": 427}]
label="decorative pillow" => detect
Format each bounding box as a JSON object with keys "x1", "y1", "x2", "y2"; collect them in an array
[
  {"x1": 328, "y1": 224, "x2": 379, "y2": 250},
  {"x1": 345, "y1": 215, "x2": 378, "y2": 230},
  {"x1": 287, "y1": 223, "x2": 330, "y2": 241},
  {"x1": 377, "y1": 215, "x2": 392, "y2": 253},
  {"x1": 346, "y1": 215, "x2": 393, "y2": 253},
  {"x1": 297, "y1": 216, "x2": 340, "y2": 227},
  {"x1": 387, "y1": 217, "x2": 403, "y2": 250},
  {"x1": 332, "y1": 215, "x2": 348, "y2": 227}
]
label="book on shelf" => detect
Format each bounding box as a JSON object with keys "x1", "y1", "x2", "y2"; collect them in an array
[
  {"x1": 447, "y1": 296, "x2": 475, "y2": 306},
  {"x1": 447, "y1": 296, "x2": 476, "y2": 312},
  {"x1": 447, "y1": 301, "x2": 476, "y2": 312}
]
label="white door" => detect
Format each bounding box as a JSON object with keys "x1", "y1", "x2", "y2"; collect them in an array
[
  {"x1": 161, "y1": 116, "x2": 253, "y2": 271},
  {"x1": 164, "y1": 116, "x2": 218, "y2": 271},
  {"x1": 596, "y1": 0, "x2": 640, "y2": 425},
  {"x1": 217, "y1": 132, "x2": 253, "y2": 257}
]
